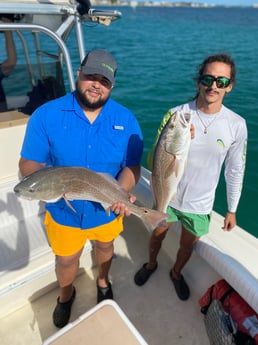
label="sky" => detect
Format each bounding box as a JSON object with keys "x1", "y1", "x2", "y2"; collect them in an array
[{"x1": 153, "y1": 1, "x2": 256, "y2": 5}]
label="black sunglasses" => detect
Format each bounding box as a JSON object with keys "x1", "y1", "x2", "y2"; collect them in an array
[{"x1": 200, "y1": 75, "x2": 231, "y2": 89}]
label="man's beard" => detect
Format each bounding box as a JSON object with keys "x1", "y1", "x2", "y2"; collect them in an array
[{"x1": 76, "y1": 82, "x2": 109, "y2": 110}]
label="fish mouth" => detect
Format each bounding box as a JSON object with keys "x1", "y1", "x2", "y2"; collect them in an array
[
  {"x1": 179, "y1": 112, "x2": 192, "y2": 127},
  {"x1": 13, "y1": 185, "x2": 20, "y2": 194},
  {"x1": 13, "y1": 185, "x2": 32, "y2": 200},
  {"x1": 184, "y1": 113, "x2": 191, "y2": 123}
]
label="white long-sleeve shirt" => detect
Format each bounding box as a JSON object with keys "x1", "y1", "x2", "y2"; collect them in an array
[{"x1": 166, "y1": 101, "x2": 247, "y2": 214}]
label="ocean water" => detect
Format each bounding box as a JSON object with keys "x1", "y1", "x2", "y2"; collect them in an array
[{"x1": 70, "y1": 6, "x2": 258, "y2": 237}]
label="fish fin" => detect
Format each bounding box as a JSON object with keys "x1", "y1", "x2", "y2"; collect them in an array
[
  {"x1": 170, "y1": 192, "x2": 177, "y2": 201},
  {"x1": 63, "y1": 196, "x2": 77, "y2": 213},
  {"x1": 97, "y1": 200, "x2": 112, "y2": 216},
  {"x1": 105, "y1": 206, "x2": 111, "y2": 216},
  {"x1": 174, "y1": 158, "x2": 181, "y2": 177},
  {"x1": 164, "y1": 159, "x2": 177, "y2": 179},
  {"x1": 174, "y1": 158, "x2": 186, "y2": 178}
]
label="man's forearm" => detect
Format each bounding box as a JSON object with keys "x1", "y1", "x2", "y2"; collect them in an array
[{"x1": 19, "y1": 158, "x2": 45, "y2": 177}]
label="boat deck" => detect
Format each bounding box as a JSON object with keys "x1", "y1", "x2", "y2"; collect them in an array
[
  {"x1": 0, "y1": 216, "x2": 209, "y2": 345},
  {"x1": 1, "y1": 169, "x2": 258, "y2": 344}
]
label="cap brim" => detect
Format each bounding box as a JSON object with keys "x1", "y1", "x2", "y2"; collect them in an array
[{"x1": 81, "y1": 66, "x2": 114, "y2": 84}]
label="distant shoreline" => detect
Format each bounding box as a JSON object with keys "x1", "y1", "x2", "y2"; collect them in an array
[{"x1": 91, "y1": 1, "x2": 258, "y2": 9}]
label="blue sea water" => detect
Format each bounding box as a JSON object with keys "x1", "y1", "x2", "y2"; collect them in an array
[{"x1": 71, "y1": 6, "x2": 258, "y2": 237}]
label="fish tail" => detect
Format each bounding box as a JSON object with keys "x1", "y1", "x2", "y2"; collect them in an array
[{"x1": 140, "y1": 208, "x2": 169, "y2": 230}]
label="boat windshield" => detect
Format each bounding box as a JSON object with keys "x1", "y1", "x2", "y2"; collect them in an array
[{"x1": 0, "y1": 1, "x2": 122, "y2": 115}]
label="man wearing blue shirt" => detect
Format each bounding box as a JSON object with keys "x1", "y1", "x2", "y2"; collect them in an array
[{"x1": 18, "y1": 49, "x2": 143, "y2": 328}]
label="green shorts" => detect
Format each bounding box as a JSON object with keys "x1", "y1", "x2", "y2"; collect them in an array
[{"x1": 166, "y1": 206, "x2": 211, "y2": 237}]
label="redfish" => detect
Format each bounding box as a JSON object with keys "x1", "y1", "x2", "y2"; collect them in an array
[
  {"x1": 151, "y1": 110, "x2": 192, "y2": 213},
  {"x1": 14, "y1": 166, "x2": 169, "y2": 230}
]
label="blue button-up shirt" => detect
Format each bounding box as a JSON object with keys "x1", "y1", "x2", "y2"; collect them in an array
[{"x1": 21, "y1": 92, "x2": 143, "y2": 228}]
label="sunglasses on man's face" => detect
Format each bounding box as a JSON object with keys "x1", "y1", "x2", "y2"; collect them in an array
[{"x1": 200, "y1": 75, "x2": 231, "y2": 89}]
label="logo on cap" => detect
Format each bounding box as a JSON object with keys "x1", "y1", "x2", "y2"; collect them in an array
[{"x1": 102, "y1": 63, "x2": 114, "y2": 73}]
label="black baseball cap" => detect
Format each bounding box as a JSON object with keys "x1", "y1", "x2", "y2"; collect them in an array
[{"x1": 81, "y1": 49, "x2": 117, "y2": 84}]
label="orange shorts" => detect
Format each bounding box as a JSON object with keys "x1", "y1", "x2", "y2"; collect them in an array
[{"x1": 44, "y1": 211, "x2": 123, "y2": 256}]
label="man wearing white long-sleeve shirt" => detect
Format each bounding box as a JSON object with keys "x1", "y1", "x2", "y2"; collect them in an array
[{"x1": 134, "y1": 53, "x2": 247, "y2": 301}]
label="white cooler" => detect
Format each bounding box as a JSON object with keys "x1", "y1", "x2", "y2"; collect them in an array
[{"x1": 43, "y1": 299, "x2": 148, "y2": 345}]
